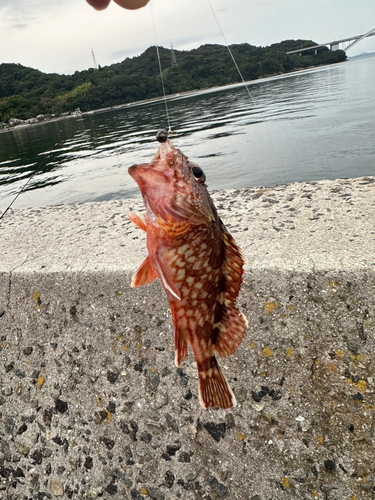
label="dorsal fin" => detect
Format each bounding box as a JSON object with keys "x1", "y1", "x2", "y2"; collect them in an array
[
  {"x1": 214, "y1": 302, "x2": 248, "y2": 358},
  {"x1": 220, "y1": 219, "x2": 245, "y2": 300},
  {"x1": 214, "y1": 219, "x2": 247, "y2": 357}
]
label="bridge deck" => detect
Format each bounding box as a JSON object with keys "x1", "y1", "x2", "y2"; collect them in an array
[{"x1": 286, "y1": 30, "x2": 375, "y2": 54}]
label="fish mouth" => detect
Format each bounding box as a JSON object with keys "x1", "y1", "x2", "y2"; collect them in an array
[
  {"x1": 128, "y1": 137, "x2": 176, "y2": 182},
  {"x1": 128, "y1": 163, "x2": 153, "y2": 183},
  {"x1": 128, "y1": 162, "x2": 174, "y2": 207}
]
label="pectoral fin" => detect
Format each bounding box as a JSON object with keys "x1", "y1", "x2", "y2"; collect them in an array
[
  {"x1": 152, "y1": 257, "x2": 181, "y2": 300},
  {"x1": 128, "y1": 213, "x2": 146, "y2": 231},
  {"x1": 131, "y1": 256, "x2": 158, "y2": 287}
]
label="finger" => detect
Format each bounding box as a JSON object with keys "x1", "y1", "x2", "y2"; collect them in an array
[
  {"x1": 86, "y1": 0, "x2": 111, "y2": 10},
  {"x1": 113, "y1": 0, "x2": 150, "y2": 9}
]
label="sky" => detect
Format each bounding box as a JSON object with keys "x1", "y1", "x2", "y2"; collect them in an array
[{"x1": 0, "y1": 0, "x2": 374, "y2": 75}]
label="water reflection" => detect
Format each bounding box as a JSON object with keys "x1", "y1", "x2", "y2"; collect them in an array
[{"x1": 1, "y1": 57, "x2": 375, "y2": 210}]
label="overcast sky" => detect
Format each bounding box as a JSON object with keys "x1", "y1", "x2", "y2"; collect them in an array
[{"x1": 1, "y1": 0, "x2": 374, "y2": 74}]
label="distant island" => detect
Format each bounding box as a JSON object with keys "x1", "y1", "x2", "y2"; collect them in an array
[
  {"x1": 347, "y1": 51, "x2": 375, "y2": 60},
  {"x1": 0, "y1": 40, "x2": 346, "y2": 127}
]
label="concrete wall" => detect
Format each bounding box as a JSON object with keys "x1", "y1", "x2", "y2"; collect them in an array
[{"x1": 0, "y1": 176, "x2": 374, "y2": 500}]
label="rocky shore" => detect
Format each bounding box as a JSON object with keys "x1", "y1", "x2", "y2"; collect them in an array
[{"x1": 0, "y1": 176, "x2": 374, "y2": 499}]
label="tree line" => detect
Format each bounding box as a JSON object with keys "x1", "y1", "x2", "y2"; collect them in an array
[{"x1": 0, "y1": 40, "x2": 346, "y2": 123}]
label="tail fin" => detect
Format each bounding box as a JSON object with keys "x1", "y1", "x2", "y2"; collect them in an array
[{"x1": 197, "y1": 357, "x2": 236, "y2": 409}]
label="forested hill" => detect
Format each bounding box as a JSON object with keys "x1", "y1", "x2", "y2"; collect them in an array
[{"x1": 0, "y1": 40, "x2": 346, "y2": 123}]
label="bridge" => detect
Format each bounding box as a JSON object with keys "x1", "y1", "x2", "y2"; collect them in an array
[{"x1": 286, "y1": 27, "x2": 375, "y2": 55}]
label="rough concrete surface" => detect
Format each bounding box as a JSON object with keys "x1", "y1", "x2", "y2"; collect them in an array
[{"x1": 0, "y1": 176, "x2": 374, "y2": 500}]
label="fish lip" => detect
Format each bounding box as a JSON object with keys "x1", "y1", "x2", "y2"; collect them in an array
[
  {"x1": 128, "y1": 164, "x2": 138, "y2": 176},
  {"x1": 128, "y1": 163, "x2": 153, "y2": 180}
]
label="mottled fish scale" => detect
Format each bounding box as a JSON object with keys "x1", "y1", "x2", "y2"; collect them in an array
[{"x1": 128, "y1": 136, "x2": 247, "y2": 409}]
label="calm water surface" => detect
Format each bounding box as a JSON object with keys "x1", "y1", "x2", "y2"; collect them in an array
[{"x1": 1, "y1": 56, "x2": 375, "y2": 211}]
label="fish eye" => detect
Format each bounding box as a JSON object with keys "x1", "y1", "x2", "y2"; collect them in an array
[{"x1": 191, "y1": 165, "x2": 206, "y2": 183}]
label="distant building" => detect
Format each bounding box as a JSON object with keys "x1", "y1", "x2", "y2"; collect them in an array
[{"x1": 9, "y1": 118, "x2": 24, "y2": 125}]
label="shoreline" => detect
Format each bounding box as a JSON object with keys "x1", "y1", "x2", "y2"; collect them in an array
[
  {"x1": 1, "y1": 175, "x2": 374, "y2": 274},
  {"x1": 0, "y1": 60, "x2": 347, "y2": 134}
]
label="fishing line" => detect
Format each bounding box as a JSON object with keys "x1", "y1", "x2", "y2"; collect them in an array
[
  {"x1": 206, "y1": 0, "x2": 256, "y2": 105},
  {"x1": 149, "y1": 0, "x2": 172, "y2": 135},
  {"x1": 0, "y1": 114, "x2": 89, "y2": 222},
  {"x1": 206, "y1": 0, "x2": 285, "y2": 186},
  {"x1": 0, "y1": 152, "x2": 52, "y2": 222}
]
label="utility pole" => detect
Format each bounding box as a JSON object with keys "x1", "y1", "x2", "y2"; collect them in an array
[
  {"x1": 171, "y1": 44, "x2": 177, "y2": 67},
  {"x1": 91, "y1": 48, "x2": 98, "y2": 70}
]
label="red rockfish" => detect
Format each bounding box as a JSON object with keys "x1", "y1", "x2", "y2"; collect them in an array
[{"x1": 128, "y1": 131, "x2": 247, "y2": 409}]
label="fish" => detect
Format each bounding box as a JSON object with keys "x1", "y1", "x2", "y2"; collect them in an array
[{"x1": 128, "y1": 130, "x2": 247, "y2": 409}]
